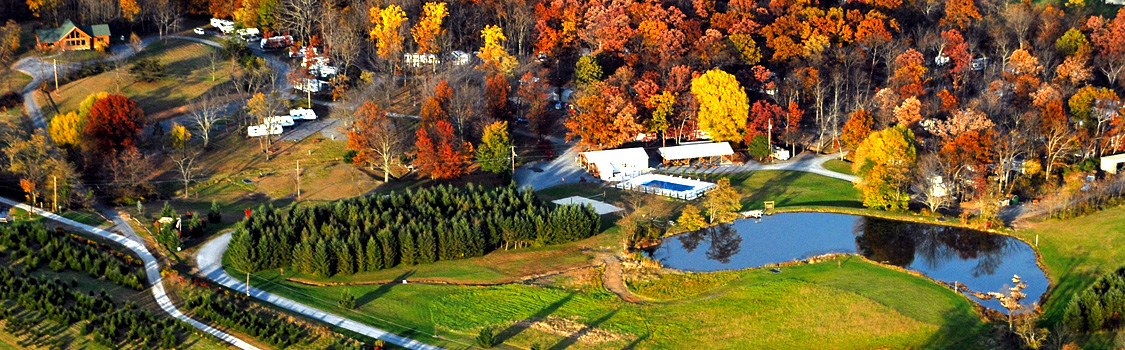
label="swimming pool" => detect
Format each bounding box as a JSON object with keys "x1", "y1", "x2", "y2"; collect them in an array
[
  {"x1": 642, "y1": 180, "x2": 694, "y2": 192},
  {"x1": 617, "y1": 174, "x2": 715, "y2": 200}
]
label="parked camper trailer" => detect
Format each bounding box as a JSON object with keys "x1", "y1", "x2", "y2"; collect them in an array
[
  {"x1": 290, "y1": 108, "x2": 317, "y2": 120},
  {"x1": 265, "y1": 115, "x2": 296, "y2": 127},
  {"x1": 210, "y1": 18, "x2": 235, "y2": 34},
  {"x1": 260, "y1": 35, "x2": 293, "y2": 50},
  {"x1": 247, "y1": 124, "x2": 282, "y2": 137}
]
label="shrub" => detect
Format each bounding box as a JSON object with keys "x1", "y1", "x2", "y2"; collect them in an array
[
  {"x1": 130, "y1": 58, "x2": 166, "y2": 82},
  {"x1": 0, "y1": 91, "x2": 21, "y2": 110},
  {"x1": 475, "y1": 326, "x2": 496, "y2": 348}
]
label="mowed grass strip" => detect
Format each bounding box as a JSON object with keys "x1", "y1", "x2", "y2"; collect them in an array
[
  {"x1": 235, "y1": 259, "x2": 987, "y2": 349},
  {"x1": 822, "y1": 158, "x2": 855, "y2": 175},
  {"x1": 40, "y1": 39, "x2": 229, "y2": 119}
]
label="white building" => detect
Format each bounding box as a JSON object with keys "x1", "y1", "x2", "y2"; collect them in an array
[
  {"x1": 1101, "y1": 153, "x2": 1125, "y2": 174},
  {"x1": 404, "y1": 53, "x2": 439, "y2": 68},
  {"x1": 578, "y1": 147, "x2": 651, "y2": 181},
  {"x1": 658, "y1": 142, "x2": 735, "y2": 164}
]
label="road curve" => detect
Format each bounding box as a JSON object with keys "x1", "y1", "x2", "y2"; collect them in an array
[
  {"x1": 0, "y1": 196, "x2": 260, "y2": 350},
  {"x1": 197, "y1": 232, "x2": 445, "y2": 350}
]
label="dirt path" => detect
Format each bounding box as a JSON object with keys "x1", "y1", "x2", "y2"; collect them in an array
[{"x1": 598, "y1": 254, "x2": 642, "y2": 303}]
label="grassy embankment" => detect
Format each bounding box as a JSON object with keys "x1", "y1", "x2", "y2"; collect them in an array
[
  {"x1": 229, "y1": 256, "x2": 989, "y2": 349},
  {"x1": 36, "y1": 39, "x2": 230, "y2": 120},
  {"x1": 1015, "y1": 206, "x2": 1125, "y2": 348}
]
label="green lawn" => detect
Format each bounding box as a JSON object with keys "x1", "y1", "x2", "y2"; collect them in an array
[
  {"x1": 232, "y1": 258, "x2": 989, "y2": 349},
  {"x1": 39, "y1": 39, "x2": 230, "y2": 120},
  {"x1": 822, "y1": 158, "x2": 855, "y2": 175},
  {"x1": 1015, "y1": 206, "x2": 1125, "y2": 347},
  {"x1": 60, "y1": 210, "x2": 109, "y2": 227},
  {"x1": 0, "y1": 70, "x2": 31, "y2": 93},
  {"x1": 708, "y1": 170, "x2": 863, "y2": 210}
]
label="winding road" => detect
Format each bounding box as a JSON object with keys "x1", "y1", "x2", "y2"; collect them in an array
[
  {"x1": 197, "y1": 232, "x2": 445, "y2": 350},
  {"x1": 0, "y1": 196, "x2": 261, "y2": 350}
]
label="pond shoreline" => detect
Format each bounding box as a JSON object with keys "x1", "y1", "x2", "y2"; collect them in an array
[{"x1": 645, "y1": 210, "x2": 1049, "y2": 318}]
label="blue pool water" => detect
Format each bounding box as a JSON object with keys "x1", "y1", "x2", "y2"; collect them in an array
[{"x1": 642, "y1": 180, "x2": 694, "y2": 192}]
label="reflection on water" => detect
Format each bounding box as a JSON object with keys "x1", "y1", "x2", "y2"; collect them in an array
[{"x1": 647, "y1": 212, "x2": 1047, "y2": 312}]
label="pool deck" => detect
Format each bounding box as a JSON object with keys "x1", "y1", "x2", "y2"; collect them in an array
[{"x1": 551, "y1": 196, "x2": 624, "y2": 215}]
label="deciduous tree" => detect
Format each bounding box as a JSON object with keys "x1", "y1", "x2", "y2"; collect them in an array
[
  {"x1": 414, "y1": 120, "x2": 464, "y2": 179},
  {"x1": 476, "y1": 121, "x2": 512, "y2": 174},
  {"x1": 348, "y1": 102, "x2": 403, "y2": 182},
  {"x1": 940, "y1": 0, "x2": 981, "y2": 30},
  {"x1": 1088, "y1": 12, "x2": 1125, "y2": 87},
  {"x1": 564, "y1": 83, "x2": 641, "y2": 150},
  {"x1": 48, "y1": 111, "x2": 84, "y2": 149},
  {"x1": 477, "y1": 25, "x2": 517, "y2": 75},
  {"x1": 485, "y1": 73, "x2": 512, "y2": 123},
  {"x1": 368, "y1": 5, "x2": 406, "y2": 60},
  {"x1": 890, "y1": 49, "x2": 927, "y2": 98},
  {"x1": 411, "y1": 2, "x2": 447, "y2": 54},
  {"x1": 853, "y1": 126, "x2": 917, "y2": 211},
  {"x1": 84, "y1": 94, "x2": 145, "y2": 157},
  {"x1": 691, "y1": 69, "x2": 748, "y2": 143},
  {"x1": 841, "y1": 108, "x2": 874, "y2": 151},
  {"x1": 893, "y1": 96, "x2": 922, "y2": 127},
  {"x1": 703, "y1": 178, "x2": 740, "y2": 223}
]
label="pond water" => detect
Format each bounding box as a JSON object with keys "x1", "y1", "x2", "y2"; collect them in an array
[{"x1": 645, "y1": 212, "x2": 1048, "y2": 313}]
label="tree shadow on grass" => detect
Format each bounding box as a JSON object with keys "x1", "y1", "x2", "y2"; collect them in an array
[
  {"x1": 355, "y1": 270, "x2": 414, "y2": 308},
  {"x1": 547, "y1": 309, "x2": 618, "y2": 350},
  {"x1": 494, "y1": 292, "x2": 575, "y2": 345},
  {"x1": 620, "y1": 333, "x2": 649, "y2": 350}
]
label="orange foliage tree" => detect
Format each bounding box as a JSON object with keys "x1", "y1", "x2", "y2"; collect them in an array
[
  {"x1": 413, "y1": 120, "x2": 464, "y2": 180},
  {"x1": 84, "y1": 94, "x2": 145, "y2": 157}
]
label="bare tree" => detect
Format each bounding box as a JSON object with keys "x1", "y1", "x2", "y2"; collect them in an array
[
  {"x1": 150, "y1": 0, "x2": 182, "y2": 38},
  {"x1": 913, "y1": 154, "x2": 954, "y2": 212},
  {"x1": 449, "y1": 80, "x2": 483, "y2": 140},
  {"x1": 277, "y1": 0, "x2": 322, "y2": 44},
  {"x1": 170, "y1": 148, "x2": 199, "y2": 198},
  {"x1": 1043, "y1": 119, "x2": 1076, "y2": 182},
  {"x1": 190, "y1": 94, "x2": 225, "y2": 149},
  {"x1": 350, "y1": 102, "x2": 405, "y2": 182},
  {"x1": 320, "y1": 7, "x2": 363, "y2": 75},
  {"x1": 108, "y1": 148, "x2": 154, "y2": 198}
]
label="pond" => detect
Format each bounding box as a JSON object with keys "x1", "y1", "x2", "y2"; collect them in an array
[{"x1": 645, "y1": 212, "x2": 1048, "y2": 313}]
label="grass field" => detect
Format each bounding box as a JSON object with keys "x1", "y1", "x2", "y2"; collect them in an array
[
  {"x1": 822, "y1": 158, "x2": 855, "y2": 175},
  {"x1": 38, "y1": 39, "x2": 230, "y2": 120},
  {"x1": 0, "y1": 70, "x2": 31, "y2": 93},
  {"x1": 232, "y1": 258, "x2": 989, "y2": 349},
  {"x1": 1014, "y1": 206, "x2": 1125, "y2": 347},
  {"x1": 703, "y1": 170, "x2": 863, "y2": 210}
]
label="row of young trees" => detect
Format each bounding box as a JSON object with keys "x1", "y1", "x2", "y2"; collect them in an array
[
  {"x1": 0, "y1": 267, "x2": 183, "y2": 349},
  {"x1": 227, "y1": 184, "x2": 600, "y2": 276},
  {"x1": 1064, "y1": 265, "x2": 1125, "y2": 332},
  {"x1": 0, "y1": 222, "x2": 146, "y2": 289},
  {"x1": 184, "y1": 291, "x2": 305, "y2": 348}
]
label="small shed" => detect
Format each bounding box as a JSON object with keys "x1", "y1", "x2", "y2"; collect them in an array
[
  {"x1": 1101, "y1": 153, "x2": 1125, "y2": 174},
  {"x1": 579, "y1": 147, "x2": 650, "y2": 181},
  {"x1": 658, "y1": 142, "x2": 734, "y2": 164}
]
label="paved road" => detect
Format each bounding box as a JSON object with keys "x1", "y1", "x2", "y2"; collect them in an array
[
  {"x1": 0, "y1": 196, "x2": 260, "y2": 350},
  {"x1": 197, "y1": 232, "x2": 445, "y2": 350},
  {"x1": 663, "y1": 151, "x2": 859, "y2": 183}
]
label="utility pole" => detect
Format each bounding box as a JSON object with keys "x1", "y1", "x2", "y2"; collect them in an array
[
  {"x1": 246, "y1": 271, "x2": 250, "y2": 296},
  {"x1": 767, "y1": 118, "x2": 772, "y2": 159},
  {"x1": 53, "y1": 59, "x2": 58, "y2": 93},
  {"x1": 52, "y1": 176, "x2": 57, "y2": 212},
  {"x1": 296, "y1": 160, "x2": 300, "y2": 201},
  {"x1": 510, "y1": 145, "x2": 516, "y2": 178}
]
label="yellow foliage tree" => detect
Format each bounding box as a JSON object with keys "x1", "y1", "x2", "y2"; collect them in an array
[
  {"x1": 852, "y1": 126, "x2": 917, "y2": 211},
  {"x1": 121, "y1": 0, "x2": 140, "y2": 21},
  {"x1": 168, "y1": 122, "x2": 192, "y2": 150},
  {"x1": 48, "y1": 111, "x2": 84, "y2": 149},
  {"x1": 411, "y1": 2, "x2": 447, "y2": 54},
  {"x1": 78, "y1": 92, "x2": 110, "y2": 117},
  {"x1": 369, "y1": 5, "x2": 407, "y2": 60},
  {"x1": 476, "y1": 25, "x2": 517, "y2": 75},
  {"x1": 691, "y1": 69, "x2": 748, "y2": 142},
  {"x1": 703, "y1": 178, "x2": 741, "y2": 223}
]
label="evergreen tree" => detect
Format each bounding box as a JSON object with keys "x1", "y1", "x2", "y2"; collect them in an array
[
  {"x1": 417, "y1": 230, "x2": 436, "y2": 264},
  {"x1": 311, "y1": 239, "x2": 333, "y2": 277},
  {"x1": 334, "y1": 239, "x2": 354, "y2": 275},
  {"x1": 399, "y1": 231, "x2": 417, "y2": 266},
  {"x1": 292, "y1": 241, "x2": 314, "y2": 274},
  {"x1": 227, "y1": 230, "x2": 256, "y2": 272},
  {"x1": 379, "y1": 229, "x2": 398, "y2": 268},
  {"x1": 365, "y1": 236, "x2": 383, "y2": 271}
]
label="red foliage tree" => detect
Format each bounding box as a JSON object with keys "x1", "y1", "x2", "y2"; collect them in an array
[
  {"x1": 84, "y1": 94, "x2": 145, "y2": 156},
  {"x1": 941, "y1": 29, "x2": 971, "y2": 89},
  {"x1": 745, "y1": 100, "x2": 784, "y2": 143},
  {"x1": 485, "y1": 73, "x2": 512, "y2": 123}
]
